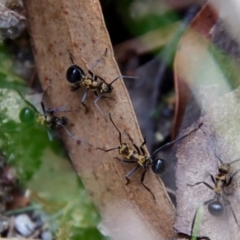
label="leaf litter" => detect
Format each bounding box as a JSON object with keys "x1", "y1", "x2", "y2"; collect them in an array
[{"x1": 175, "y1": 85, "x2": 240, "y2": 240}]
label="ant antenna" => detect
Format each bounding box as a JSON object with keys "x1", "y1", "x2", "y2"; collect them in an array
[
  {"x1": 60, "y1": 124, "x2": 92, "y2": 146},
  {"x1": 150, "y1": 123, "x2": 202, "y2": 158},
  {"x1": 109, "y1": 113, "x2": 122, "y2": 144},
  {"x1": 41, "y1": 80, "x2": 52, "y2": 102},
  {"x1": 16, "y1": 90, "x2": 38, "y2": 113},
  {"x1": 199, "y1": 128, "x2": 224, "y2": 165},
  {"x1": 109, "y1": 75, "x2": 138, "y2": 87},
  {"x1": 89, "y1": 48, "x2": 108, "y2": 71},
  {"x1": 229, "y1": 158, "x2": 240, "y2": 165},
  {"x1": 67, "y1": 49, "x2": 75, "y2": 65}
]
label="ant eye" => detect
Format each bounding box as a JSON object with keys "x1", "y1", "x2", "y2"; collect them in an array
[
  {"x1": 66, "y1": 65, "x2": 84, "y2": 83},
  {"x1": 19, "y1": 107, "x2": 35, "y2": 123},
  {"x1": 152, "y1": 158, "x2": 168, "y2": 174},
  {"x1": 208, "y1": 200, "x2": 224, "y2": 216}
]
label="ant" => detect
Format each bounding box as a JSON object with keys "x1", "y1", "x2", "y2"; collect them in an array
[
  {"x1": 66, "y1": 49, "x2": 137, "y2": 115},
  {"x1": 97, "y1": 113, "x2": 202, "y2": 201},
  {"x1": 17, "y1": 81, "x2": 91, "y2": 146},
  {"x1": 188, "y1": 141, "x2": 240, "y2": 236}
]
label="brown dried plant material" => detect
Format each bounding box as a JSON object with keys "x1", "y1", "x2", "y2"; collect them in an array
[
  {"x1": 22, "y1": 0, "x2": 176, "y2": 239},
  {"x1": 175, "y1": 85, "x2": 240, "y2": 240},
  {"x1": 173, "y1": 4, "x2": 218, "y2": 138},
  {"x1": 114, "y1": 23, "x2": 181, "y2": 63}
]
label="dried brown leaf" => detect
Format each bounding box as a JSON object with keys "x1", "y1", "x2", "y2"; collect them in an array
[
  {"x1": 22, "y1": 0, "x2": 177, "y2": 239},
  {"x1": 114, "y1": 23, "x2": 181, "y2": 63},
  {"x1": 173, "y1": 4, "x2": 218, "y2": 138},
  {"x1": 175, "y1": 85, "x2": 240, "y2": 240}
]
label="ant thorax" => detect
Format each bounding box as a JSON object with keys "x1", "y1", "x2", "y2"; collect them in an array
[
  {"x1": 81, "y1": 77, "x2": 97, "y2": 90},
  {"x1": 36, "y1": 114, "x2": 52, "y2": 127},
  {"x1": 137, "y1": 155, "x2": 147, "y2": 167},
  {"x1": 98, "y1": 82, "x2": 112, "y2": 94},
  {"x1": 119, "y1": 143, "x2": 134, "y2": 159},
  {"x1": 214, "y1": 175, "x2": 226, "y2": 195}
]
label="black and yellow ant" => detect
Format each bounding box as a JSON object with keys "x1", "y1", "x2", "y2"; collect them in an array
[
  {"x1": 66, "y1": 49, "x2": 137, "y2": 115},
  {"x1": 188, "y1": 145, "x2": 240, "y2": 236},
  {"x1": 97, "y1": 113, "x2": 202, "y2": 201},
  {"x1": 17, "y1": 82, "x2": 91, "y2": 145}
]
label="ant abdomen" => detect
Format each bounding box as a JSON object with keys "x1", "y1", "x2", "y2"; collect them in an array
[
  {"x1": 66, "y1": 65, "x2": 85, "y2": 83},
  {"x1": 208, "y1": 200, "x2": 224, "y2": 217},
  {"x1": 19, "y1": 107, "x2": 35, "y2": 123},
  {"x1": 151, "y1": 158, "x2": 168, "y2": 174}
]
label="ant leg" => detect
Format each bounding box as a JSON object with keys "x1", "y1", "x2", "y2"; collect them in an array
[
  {"x1": 224, "y1": 197, "x2": 240, "y2": 228},
  {"x1": 226, "y1": 169, "x2": 240, "y2": 186},
  {"x1": 100, "y1": 95, "x2": 116, "y2": 102},
  {"x1": 139, "y1": 137, "x2": 147, "y2": 155},
  {"x1": 140, "y1": 168, "x2": 155, "y2": 201},
  {"x1": 188, "y1": 181, "x2": 214, "y2": 191},
  {"x1": 67, "y1": 49, "x2": 74, "y2": 65},
  {"x1": 115, "y1": 157, "x2": 136, "y2": 163},
  {"x1": 124, "y1": 130, "x2": 141, "y2": 154},
  {"x1": 140, "y1": 147, "x2": 146, "y2": 156},
  {"x1": 191, "y1": 199, "x2": 214, "y2": 237},
  {"x1": 125, "y1": 165, "x2": 140, "y2": 185},
  {"x1": 41, "y1": 102, "x2": 46, "y2": 114},
  {"x1": 60, "y1": 125, "x2": 92, "y2": 146},
  {"x1": 41, "y1": 80, "x2": 52, "y2": 102},
  {"x1": 209, "y1": 174, "x2": 216, "y2": 184},
  {"x1": 140, "y1": 137, "x2": 146, "y2": 147},
  {"x1": 81, "y1": 89, "x2": 89, "y2": 114},
  {"x1": 96, "y1": 147, "x2": 119, "y2": 152},
  {"x1": 109, "y1": 113, "x2": 122, "y2": 144},
  {"x1": 88, "y1": 70, "x2": 94, "y2": 78},
  {"x1": 89, "y1": 48, "x2": 108, "y2": 71},
  {"x1": 94, "y1": 94, "x2": 104, "y2": 116}
]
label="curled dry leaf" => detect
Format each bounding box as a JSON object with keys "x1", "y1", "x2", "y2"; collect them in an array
[
  {"x1": 22, "y1": 0, "x2": 177, "y2": 239},
  {"x1": 175, "y1": 85, "x2": 240, "y2": 240}
]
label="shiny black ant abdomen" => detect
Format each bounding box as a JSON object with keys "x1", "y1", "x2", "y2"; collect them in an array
[
  {"x1": 66, "y1": 65, "x2": 85, "y2": 84},
  {"x1": 151, "y1": 158, "x2": 168, "y2": 174}
]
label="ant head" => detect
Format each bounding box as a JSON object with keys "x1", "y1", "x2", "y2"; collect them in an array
[
  {"x1": 99, "y1": 82, "x2": 113, "y2": 94},
  {"x1": 66, "y1": 65, "x2": 85, "y2": 83},
  {"x1": 219, "y1": 163, "x2": 230, "y2": 175},
  {"x1": 61, "y1": 116, "x2": 68, "y2": 125},
  {"x1": 208, "y1": 200, "x2": 224, "y2": 217},
  {"x1": 19, "y1": 107, "x2": 35, "y2": 123},
  {"x1": 151, "y1": 158, "x2": 168, "y2": 174}
]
